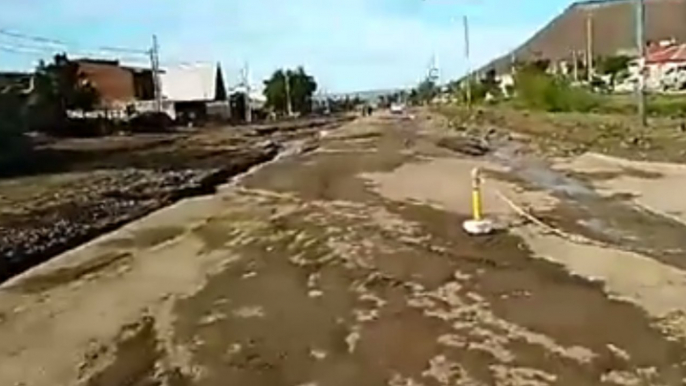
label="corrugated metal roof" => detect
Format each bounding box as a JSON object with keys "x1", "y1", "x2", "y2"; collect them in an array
[
  {"x1": 647, "y1": 43, "x2": 686, "y2": 64},
  {"x1": 160, "y1": 63, "x2": 218, "y2": 102}
]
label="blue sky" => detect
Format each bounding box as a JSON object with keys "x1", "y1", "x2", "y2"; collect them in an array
[{"x1": 0, "y1": 0, "x2": 576, "y2": 93}]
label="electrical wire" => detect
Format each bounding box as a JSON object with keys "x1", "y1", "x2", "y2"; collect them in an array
[
  {"x1": 0, "y1": 35, "x2": 152, "y2": 67},
  {"x1": 0, "y1": 28, "x2": 149, "y2": 55},
  {"x1": 0, "y1": 27, "x2": 200, "y2": 69},
  {"x1": 0, "y1": 39, "x2": 63, "y2": 54},
  {"x1": 0, "y1": 44, "x2": 47, "y2": 57}
]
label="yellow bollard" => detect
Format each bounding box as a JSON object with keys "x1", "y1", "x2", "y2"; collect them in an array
[
  {"x1": 464, "y1": 167, "x2": 493, "y2": 235},
  {"x1": 471, "y1": 167, "x2": 483, "y2": 221}
]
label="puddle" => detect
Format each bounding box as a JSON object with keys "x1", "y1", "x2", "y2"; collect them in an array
[
  {"x1": 490, "y1": 143, "x2": 686, "y2": 268},
  {"x1": 491, "y1": 144, "x2": 595, "y2": 198}
]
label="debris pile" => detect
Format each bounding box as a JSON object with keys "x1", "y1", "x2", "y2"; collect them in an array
[
  {"x1": 0, "y1": 122, "x2": 313, "y2": 283},
  {"x1": 0, "y1": 148, "x2": 277, "y2": 283},
  {"x1": 437, "y1": 136, "x2": 490, "y2": 157}
]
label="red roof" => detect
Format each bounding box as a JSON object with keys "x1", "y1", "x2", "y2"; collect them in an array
[{"x1": 646, "y1": 43, "x2": 686, "y2": 64}]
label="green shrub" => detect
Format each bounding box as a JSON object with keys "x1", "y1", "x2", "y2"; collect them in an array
[
  {"x1": 598, "y1": 94, "x2": 686, "y2": 117},
  {"x1": 646, "y1": 95, "x2": 686, "y2": 117},
  {"x1": 456, "y1": 70, "x2": 503, "y2": 104},
  {"x1": 514, "y1": 70, "x2": 598, "y2": 112},
  {"x1": 456, "y1": 80, "x2": 490, "y2": 104}
]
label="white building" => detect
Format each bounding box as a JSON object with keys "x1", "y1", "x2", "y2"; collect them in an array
[{"x1": 159, "y1": 63, "x2": 230, "y2": 122}]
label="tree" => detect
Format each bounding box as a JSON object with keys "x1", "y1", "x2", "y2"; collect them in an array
[
  {"x1": 597, "y1": 55, "x2": 631, "y2": 89},
  {"x1": 27, "y1": 54, "x2": 99, "y2": 131},
  {"x1": 515, "y1": 59, "x2": 551, "y2": 75},
  {"x1": 0, "y1": 89, "x2": 29, "y2": 156},
  {"x1": 263, "y1": 67, "x2": 317, "y2": 116},
  {"x1": 0, "y1": 75, "x2": 36, "y2": 167},
  {"x1": 378, "y1": 95, "x2": 388, "y2": 108},
  {"x1": 481, "y1": 69, "x2": 501, "y2": 96},
  {"x1": 446, "y1": 79, "x2": 461, "y2": 95},
  {"x1": 38, "y1": 54, "x2": 99, "y2": 110},
  {"x1": 413, "y1": 78, "x2": 438, "y2": 105},
  {"x1": 597, "y1": 55, "x2": 631, "y2": 77},
  {"x1": 408, "y1": 89, "x2": 419, "y2": 105}
]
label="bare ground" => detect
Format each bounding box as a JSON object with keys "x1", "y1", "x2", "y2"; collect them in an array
[
  {"x1": 2, "y1": 111, "x2": 686, "y2": 386},
  {"x1": 0, "y1": 116, "x2": 350, "y2": 282}
]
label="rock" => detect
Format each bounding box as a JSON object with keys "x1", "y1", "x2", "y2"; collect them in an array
[{"x1": 437, "y1": 137, "x2": 490, "y2": 157}]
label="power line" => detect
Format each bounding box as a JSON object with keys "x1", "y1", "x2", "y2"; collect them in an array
[
  {"x1": 0, "y1": 35, "x2": 152, "y2": 64},
  {"x1": 0, "y1": 28, "x2": 201, "y2": 73},
  {"x1": 0, "y1": 28, "x2": 149, "y2": 55},
  {"x1": 0, "y1": 44, "x2": 46, "y2": 57},
  {"x1": 0, "y1": 39, "x2": 63, "y2": 54}
]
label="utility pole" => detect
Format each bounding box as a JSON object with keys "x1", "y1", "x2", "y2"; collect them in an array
[
  {"x1": 243, "y1": 62, "x2": 252, "y2": 124},
  {"x1": 319, "y1": 87, "x2": 330, "y2": 114},
  {"x1": 463, "y1": 15, "x2": 472, "y2": 109},
  {"x1": 150, "y1": 35, "x2": 162, "y2": 113},
  {"x1": 284, "y1": 70, "x2": 293, "y2": 117},
  {"x1": 636, "y1": 0, "x2": 647, "y2": 126},
  {"x1": 429, "y1": 53, "x2": 439, "y2": 83},
  {"x1": 586, "y1": 13, "x2": 594, "y2": 82},
  {"x1": 510, "y1": 52, "x2": 516, "y2": 74},
  {"x1": 572, "y1": 50, "x2": 579, "y2": 82}
]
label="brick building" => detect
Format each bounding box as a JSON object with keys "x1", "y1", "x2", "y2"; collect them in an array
[{"x1": 74, "y1": 59, "x2": 155, "y2": 109}]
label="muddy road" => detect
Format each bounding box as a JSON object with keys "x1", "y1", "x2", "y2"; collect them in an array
[
  {"x1": 2, "y1": 111, "x2": 686, "y2": 386},
  {"x1": 0, "y1": 116, "x2": 350, "y2": 282}
]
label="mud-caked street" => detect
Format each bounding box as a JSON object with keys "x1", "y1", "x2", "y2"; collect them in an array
[{"x1": 3, "y1": 112, "x2": 686, "y2": 386}]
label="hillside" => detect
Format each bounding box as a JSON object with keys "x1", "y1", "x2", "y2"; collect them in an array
[{"x1": 484, "y1": 0, "x2": 686, "y2": 73}]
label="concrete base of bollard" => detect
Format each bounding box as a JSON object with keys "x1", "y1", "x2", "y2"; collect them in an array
[{"x1": 463, "y1": 219, "x2": 494, "y2": 235}]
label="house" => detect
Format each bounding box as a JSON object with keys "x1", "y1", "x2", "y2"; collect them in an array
[
  {"x1": 160, "y1": 63, "x2": 229, "y2": 124},
  {"x1": 644, "y1": 41, "x2": 686, "y2": 91},
  {"x1": 618, "y1": 40, "x2": 686, "y2": 92},
  {"x1": 74, "y1": 59, "x2": 155, "y2": 109},
  {"x1": 67, "y1": 58, "x2": 175, "y2": 120}
]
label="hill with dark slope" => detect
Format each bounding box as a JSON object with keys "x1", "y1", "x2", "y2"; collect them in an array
[{"x1": 484, "y1": 0, "x2": 686, "y2": 73}]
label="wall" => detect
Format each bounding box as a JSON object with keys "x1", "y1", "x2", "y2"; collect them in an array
[
  {"x1": 77, "y1": 61, "x2": 136, "y2": 108},
  {"x1": 132, "y1": 71, "x2": 155, "y2": 100}
]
